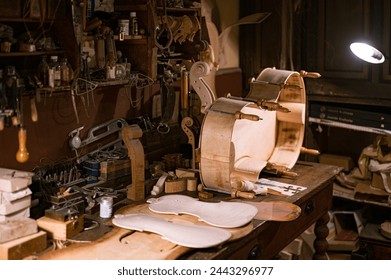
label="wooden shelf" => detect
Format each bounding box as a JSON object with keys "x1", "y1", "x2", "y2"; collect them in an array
[
  {"x1": 157, "y1": 7, "x2": 201, "y2": 13},
  {"x1": 0, "y1": 17, "x2": 51, "y2": 23},
  {"x1": 0, "y1": 50, "x2": 63, "y2": 57},
  {"x1": 333, "y1": 183, "x2": 391, "y2": 209},
  {"x1": 114, "y1": 4, "x2": 148, "y2": 12},
  {"x1": 113, "y1": 35, "x2": 148, "y2": 44},
  {"x1": 308, "y1": 117, "x2": 391, "y2": 135}
]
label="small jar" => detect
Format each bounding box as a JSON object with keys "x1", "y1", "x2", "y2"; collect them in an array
[
  {"x1": 118, "y1": 19, "x2": 129, "y2": 41},
  {"x1": 100, "y1": 196, "x2": 113, "y2": 218}
]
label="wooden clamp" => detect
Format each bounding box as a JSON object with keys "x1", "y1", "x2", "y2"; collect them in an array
[{"x1": 121, "y1": 124, "x2": 145, "y2": 201}]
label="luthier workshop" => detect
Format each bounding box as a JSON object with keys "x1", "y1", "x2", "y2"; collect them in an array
[{"x1": 0, "y1": 0, "x2": 390, "y2": 261}]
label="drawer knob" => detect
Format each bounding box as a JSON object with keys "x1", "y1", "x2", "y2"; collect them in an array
[
  {"x1": 248, "y1": 245, "x2": 261, "y2": 259},
  {"x1": 305, "y1": 200, "x2": 314, "y2": 213}
]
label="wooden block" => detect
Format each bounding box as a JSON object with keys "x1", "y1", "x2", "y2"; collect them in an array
[
  {"x1": 328, "y1": 236, "x2": 359, "y2": 252},
  {"x1": 198, "y1": 191, "x2": 213, "y2": 199},
  {"x1": 371, "y1": 172, "x2": 389, "y2": 190},
  {"x1": 121, "y1": 125, "x2": 145, "y2": 201},
  {"x1": 0, "y1": 231, "x2": 47, "y2": 260},
  {"x1": 37, "y1": 215, "x2": 84, "y2": 241},
  {"x1": 100, "y1": 159, "x2": 132, "y2": 174},
  {"x1": 0, "y1": 217, "x2": 37, "y2": 243},
  {"x1": 175, "y1": 168, "x2": 199, "y2": 179},
  {"x1": 165, "y1": 178, "x2": 186, "y2": 193},
  {"x1": 318, "y1": 154, "x2": 354, "y2": 172}
]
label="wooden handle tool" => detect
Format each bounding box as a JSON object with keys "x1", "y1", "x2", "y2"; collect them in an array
[
  {"x1": 300, "y1": 147, "x2": 320, "y2": 155},
  {"x1": 300, "y1": 70, "x2": 321, "y2": 79},
  {"x1": 31, "y1": 97, "x2": 38, "y2": 122},
  {"x1": 231, "y1": 189, "x2": 255, "y2": 199},
  {"x1": 16, "y1": 127, "x2": 29, "y2": 163},
  {"x1": 234, "y1": 111, "x2": 260, "y2": 121}
]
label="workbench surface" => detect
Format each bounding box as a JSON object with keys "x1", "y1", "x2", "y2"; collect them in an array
[
  {"x1": 37, "y1": 161, "x2": 341, "y2": 260},
  {"x1": 184, "y1": 161, "x2": 341, "y2": 259}
]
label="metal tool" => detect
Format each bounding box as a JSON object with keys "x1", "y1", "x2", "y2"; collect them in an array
[
  {"x1": 69, "y1": 118, "x2": 128, "y2": 163},
  {"x1": 71, "y1": 89, "x2": 79, "y2": 123},
  {"x1": 68, "y1": 126, "x2": 84, "y2": 149}
]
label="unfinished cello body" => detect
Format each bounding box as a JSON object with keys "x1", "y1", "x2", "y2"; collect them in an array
[{"x1": 199, "y1": 67, "x2": 307, "y2": 194}]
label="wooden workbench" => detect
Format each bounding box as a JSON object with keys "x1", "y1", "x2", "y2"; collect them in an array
[
  {"x1": 38, "y1": 161, "x2": 341, "y2": 260},
  {"x1": 183, "y1": 161, "x2": 342, "y2": 259}
]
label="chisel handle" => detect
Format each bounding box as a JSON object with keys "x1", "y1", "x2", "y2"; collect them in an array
[{"x1": 16, "y1": 128, "x2": 29, "y2": 163}]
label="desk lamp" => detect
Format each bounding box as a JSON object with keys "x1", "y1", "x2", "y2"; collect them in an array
[{"x1": 350, "y1": 42, "x2": 385, "y2": 64}]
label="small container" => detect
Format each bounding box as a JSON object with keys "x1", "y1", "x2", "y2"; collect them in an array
[
  {"x1": 99, "y1": 196, "x2": 113, "y2": 218},
  {"x1": 106, "y1": 65, "x2": 116, "y2": 80},
  {"x1": 0, "y1": 41, "x2": 11, "y2": 53},
  {"x1": 130, "y1": 12, "x2": 138, "y2": 36},
  {"x1": 118, "y1": 19, "x2": 129, "y2": 41}
]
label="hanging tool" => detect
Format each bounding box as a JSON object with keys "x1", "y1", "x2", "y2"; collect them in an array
[
  {"x1": 16, "y1": 127, "x2": 29, "y2": 163},
  {"x1": 180, "y1": 68, "x2": 189, "y2": 118},
  {"x1": 3, "y1": 66, "x2": 18, "y2": 127},
  {"x1": 154, "y1": 0, "x2": 173, "y2": 51},
  {"x1": 68, "y1": 126, "x2": 84, "y2": 150},
  {"x1": 157, "y1": 74, "x2": 176, "y2": 134},
  {"x1": 30, "y1": 94, "x2": 38, "y2": 122},
  {"x1": 16, "y1": 84, "x2": 29, "y2": 163},
  {"x1": 70, "y1": 89, "x2": 79, "y2": 123}
]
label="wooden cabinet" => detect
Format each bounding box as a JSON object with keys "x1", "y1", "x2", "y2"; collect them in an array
[
  {"x1": 307, "y1": 0, "x2": 371, "y2": 80},
  {"x1": 299, "y1": 0, "x2": 391, "y2": 163},
  {"x1": 304, "y1": 0, "x2": 391, "y2": 82}
]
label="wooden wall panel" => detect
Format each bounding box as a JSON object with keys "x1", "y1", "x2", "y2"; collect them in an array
[{"x1": 317, "y1": 0, "x2": 370, "y2": 79}]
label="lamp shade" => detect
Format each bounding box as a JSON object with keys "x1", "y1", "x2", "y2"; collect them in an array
[{"x1": 350, "y1": 42, "x2": 385, "y2": 64}]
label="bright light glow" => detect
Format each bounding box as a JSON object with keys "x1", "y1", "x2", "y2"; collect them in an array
[{"x1": 350, "y1": 42, "x2": 385, "y2": 64}]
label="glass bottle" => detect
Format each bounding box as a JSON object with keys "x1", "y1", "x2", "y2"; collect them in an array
[
  {"x1": 52, "y1": 56, "x2": 61, "y2": 87},
  {"x1": 48, "y1": 56, "x2": 55, "y2": 88},
  {"x1": 37, "y1": 55, "x2": 49, "y2": 87},
  {"x1": 130, "y1": 12, "x2": 138, "y2": 36},
  {"x1": 60, "y1": 57, "x2": 71, "y2": 86}
]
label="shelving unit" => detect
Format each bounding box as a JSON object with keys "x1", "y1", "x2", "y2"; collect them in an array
[
  {"x1": 308, "y1": 117, "x2": 391, "y2": 135},
  {"x1": 0, "y1": 51, "x2": 63, "y2": 57},
  {"x1": 333, "y1": 183, "x2": 391, "y2": 209}
]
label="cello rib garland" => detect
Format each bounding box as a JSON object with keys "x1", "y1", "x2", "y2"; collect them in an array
[{"x1": 199, "y1": 68, "x2": 306, "y2": 194}]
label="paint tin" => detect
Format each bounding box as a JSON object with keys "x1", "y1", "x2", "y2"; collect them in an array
[{"x1": 100, "y1": 196, "x2": 113, "y2": 218}]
